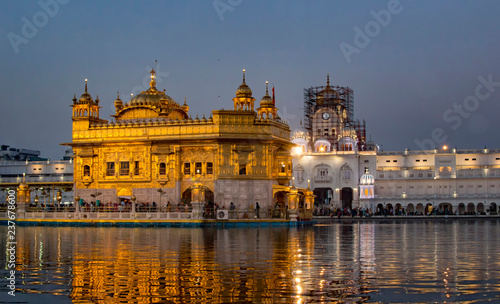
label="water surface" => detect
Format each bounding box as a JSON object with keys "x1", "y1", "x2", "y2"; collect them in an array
[{"x1": 1, "y1": 220, "x2": 499, "y2": 303}]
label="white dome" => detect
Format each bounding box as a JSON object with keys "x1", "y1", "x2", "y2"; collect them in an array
[{"x1": 360, "y1": 169, "x2": 374, "y2": 185}]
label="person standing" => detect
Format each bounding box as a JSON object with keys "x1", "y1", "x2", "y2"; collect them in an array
[{"x1": 255, "y1": 202, "x2": 260, "y2": 219}]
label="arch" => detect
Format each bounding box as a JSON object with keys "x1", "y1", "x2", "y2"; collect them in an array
[
  {"x1": 182, "y1": 188, "x2": 191, "y2": 204},
  {"x1": 438, "y1": 203, "x2": 453, "y2": 215},
  {"x1": 416, "y1": 203, "x2": 424, "y2": 215},
  {"x1": 458, "y1": 203, "x2": 466, "y2": 215},
  {"x1": 477, "y1": 203, "x2": 485, "y2": 214},
  {"x1": 83, "y1": 165, "x2": 90, "y2": 176},
  {"x1": 274, "y1": 191, "x2": 287, "y2": 208},
  {"x1": 467, "y1": 203, "x2": 475, "y2": 214},
  {"x1": 376, "y1": 203, "x2": 384, "y2": 215},
  {"x1": 386, "y1": 203, "x2": 394, "y2": 215},
  {"x1": 341, "y1": 187, "x2": 353, "y2": 210},
  {"x1": 490, "y1": 202, "x2": 497, "y2": 215},
  {"x1": 84, "y1": 110, "x2": 87, "y2": 117},
  {"x1": 407, "y1": 203, "x2": 415, "y2": 214},
  {"x1": 395, "y1": 203, "x2": 402, "y2": 215},
  {"x1": 313, "y1": 187, "x2": 332, "y2": 206}
]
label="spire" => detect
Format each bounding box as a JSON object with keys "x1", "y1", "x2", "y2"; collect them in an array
[
  {"x1": 184, "y1": 97, "x2": 187, "y2": 105},
  {"x1": 265, "y1": 81, "x2": 269, "y2": 95},
  {"x1": 85, "y1": 78, "x2": 88, "y2": 93},
  {"x1": 326, "y1": 73, "x2": 330, "y2": 86},
  {"x1": 242, "y1": 69, "x2": 246, "y2": 83},
  {"x1": 149, "y1": 69, "x2": 157, "y2": 90},
  {"x1": 117, "y1": 91, "x2": 120, "y2": 99}
]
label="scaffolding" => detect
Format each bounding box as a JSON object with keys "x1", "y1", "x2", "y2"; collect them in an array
[{"x1": 303, "y1": 84, "x2": 367, "y2": 151}]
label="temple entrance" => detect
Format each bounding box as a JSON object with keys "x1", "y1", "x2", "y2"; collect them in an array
[
  {"x1": 181, "y1": 188, "x2": 214, "y2": 204},
  {"x1": 274, "y1": 191, "x2": 287, "y2": 208},
  {"x1": 490, "y1": 203, "x2": 498, "y2": 215},
  {"x1": 341, "y1": 187, "x2": 353, "y2": 210},
  {"x1": 313, "y1": 188, "x2": 332, "y2": 206}
]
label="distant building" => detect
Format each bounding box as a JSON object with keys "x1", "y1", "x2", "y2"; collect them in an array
[
  {"x1": 292, "y1": 76, "x2": 499, "y2": 215},
  {"x1": 0, "y1": 148, "x2": 73, "y2": 205},
  {"x1": 0, "y1": 145, "x2": 46, "y2": 161}
]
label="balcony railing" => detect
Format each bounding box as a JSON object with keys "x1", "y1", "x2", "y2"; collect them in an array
[{"x1": 314, "y1": 175, "x2": 332, "y2": 183}]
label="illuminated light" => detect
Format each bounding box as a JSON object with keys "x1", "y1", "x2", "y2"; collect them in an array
[
  {"x1": 85, "y1": 78, "x2": 87, "y2": 82},
  {"x1": 443, "y1": 145, "x2": 448, "y2": 150}
]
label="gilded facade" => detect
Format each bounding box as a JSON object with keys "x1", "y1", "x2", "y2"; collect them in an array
[{"x1": 64, "y1": 69, "x2": 293, "y2": 210}]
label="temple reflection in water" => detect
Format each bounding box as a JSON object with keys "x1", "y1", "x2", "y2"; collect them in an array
[{"x1": 8, "y1": 220, "x2": 500, "y2": 303}]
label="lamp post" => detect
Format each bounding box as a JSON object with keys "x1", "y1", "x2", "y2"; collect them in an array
[
  {"x1": 56, "y1": 189, "x2": 62, "y2": 211},
  {"x1": 157, "y1": 188, "x2": 165, "y2": 211},
  {"x1": 131, "y1": 194, "x2": 136, "y2": 214}
]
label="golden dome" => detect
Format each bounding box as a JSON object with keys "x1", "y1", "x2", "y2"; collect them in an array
[
  {"x1": 259, "y1": 81, "x2": 273, "y2": 107},
  {"x1": 130, "y1": 69, "x2": 175, "y2": 105},
  {"x1": 78, "y1": 79, "x2": 94, "y2": 103},
  {"x1": 236, "y1": 69, "x2": 252, "y2": 98},
  {"x1": 114, "y1": 91, "x2": 123, "y2": 108}
]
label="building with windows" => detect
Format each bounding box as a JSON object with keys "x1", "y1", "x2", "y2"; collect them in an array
[
  {"x1": 292, "y1": 76, "x2": 500, "y2": 215},
  {"x1": 63, "y1": 69, "x2": 294, "y2": 211},
  {"x1": 0, "y1": 148, "x2": 73, "y2": 205}
]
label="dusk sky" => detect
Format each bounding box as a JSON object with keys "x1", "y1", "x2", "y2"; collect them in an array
[{"x1": 1, "y1": 1, "x2": 500, "y2": 160}]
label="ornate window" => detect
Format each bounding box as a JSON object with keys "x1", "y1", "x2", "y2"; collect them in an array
[
  {"x1": 195, "y1": 162, "x2": 202, "y2": 174},
  {"x1": 83, "y1": 165, "x2": 90, "y2": 176},
  {"x1": 159, "y1": 163, "x2": 166, "y2": 175},
  {"x1": 279, "y1": 162, "x2": 286, "y2": 173},
  {"x1": 340, "y1": 164, "x2": 352, "y2": 181},
  {"x1": 184, "y1": 163, "x2": 191, "y2": 175},
  {"x1": 294, "y1": 165, "x2": 305, "y2": 183},
  {"x1": 120, "y1": 162, "x2": 129, "y2": 176},
  {"x1": 106, "y1": 162, "x2": 115, "y2": 176},
  {"x1": 206, "y1": 162, "x2": 213, "y2": 175}
]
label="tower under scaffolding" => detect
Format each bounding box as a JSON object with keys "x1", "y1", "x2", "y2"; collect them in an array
[{"x1": 303, "y1": 81, "x2": 367, "y2": 151}]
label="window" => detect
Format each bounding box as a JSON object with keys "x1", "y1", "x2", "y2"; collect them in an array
[
  {"x1": 496, "y1": 158, "x2": 500, "y2": 160},
  {"x1": 159, "y1": 163, "x2": 166, "y2": 175},
  {"x1": 195, "y1": 162, "x2": 202, "y2": 174},
  {"x1": 331, "y1": 128, "x2": 336, "y2": 137},
  {"x1": 423, "y1": 159, "x2": 427, "y2": 162},
  {"x1": 323, "y1": 128, "x2": 329, "y2": 136},
  {"x1": 239, "y1": 164, "x2": 246, "y2": 175},
  {"x1": 465, "y1": 158, "x2": 469, "y2": 161},
  {"x1": 416, "y1": 160, "x2": 420, "y2": 162},
  {"x1": 386, "y1": 160, "x2": 390, "y2": 163},
  {"x1": 427, "y1": 173, "x2": 433, "y2": 177},
  {"x1": 134, "y1": 161, "x2": 140, "y2": 175},
  {"x1": 83, "y1": 165, "x2": 90, "y2": 176},
  {"x1": 279, "y1": 162, "x2": 286, "y2": 173},
  {"x1": 472, "y1": 158, "x2": 476, "y2": 161},
  {"x1": 120, "y1": 162, "x2": 129, "y2": 176},
  {"x1": 184, "y1": 163, "x2": 191, "y2": 175},
  {"x1": 418, "y1": 173, "x2": 423, "y2": 178},
  {"x1": 106, "y1": 162, "x2": 115, "y2": 176},
  {"x1": 206, "y1": 162, "x2": 213, "y2": 175},
  {"x1": 364, "y1": 160, "x2": 369, "y2": 163},
  {"x1": 393, "y1": 160, "x2": 397, "y2": 163}
]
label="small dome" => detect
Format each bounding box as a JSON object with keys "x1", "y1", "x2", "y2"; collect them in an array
[
  {"x1": 259, "y1": 82, "x2": 273, "y2": 107},
  {"x1": 236, "y1": 69, "x2": 253, "y2": 98},
  {"x1": 79, "y1": 79, "x2": 94, "y2": 103},
  {"x1": 114, "y1": 92, "x2": 123, "y2": 106},
  {"x1": 130, "y1": 90, "x2": 174, "y2": 105},
  {"x1": 291, "y1": 120, "x2": 309, "y2": 140},
  {"x1": 360, "y1": 169, "x2": 374, "y2": 185}
]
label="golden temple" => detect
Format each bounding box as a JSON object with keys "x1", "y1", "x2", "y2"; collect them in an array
[{"x1": 63, "y1": 69, "x2": 297, "y2": 213}]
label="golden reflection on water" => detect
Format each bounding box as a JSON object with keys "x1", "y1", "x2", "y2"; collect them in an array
[{"x1": 5, "y1": 220, "x2": 500, "y2": 303}]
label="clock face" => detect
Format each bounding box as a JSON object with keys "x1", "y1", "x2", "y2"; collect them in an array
[{"x1": 322, "y1": 112, "x2": 330, "y2": 120}]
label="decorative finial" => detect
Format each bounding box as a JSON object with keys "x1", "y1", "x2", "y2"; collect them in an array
[
  {"x1": 242, "y1": 69, "x2": 246, "y2": 83},
  {"x1": 117, "y1": 91, "x2": 120, "y2": 98},
  {"x1": 85, "y1": 79, "x2": 88, "y2": 92},
  {"x1": 149, "y1": 69, "x2": 156, "y2": 89},
  {"x1": 265, "y1": 81, "x2": 269, "y2": 95},
  {"x1": 326, "y1": 73, "x2": 330, "y2": 86},
  {"x1": 184, "y1": 97, "x2": 187, "y2": 105}
]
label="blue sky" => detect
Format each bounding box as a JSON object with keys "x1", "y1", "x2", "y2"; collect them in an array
[{"x1": 1, "y1": 0, "x2": 500, "y2": 159}]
